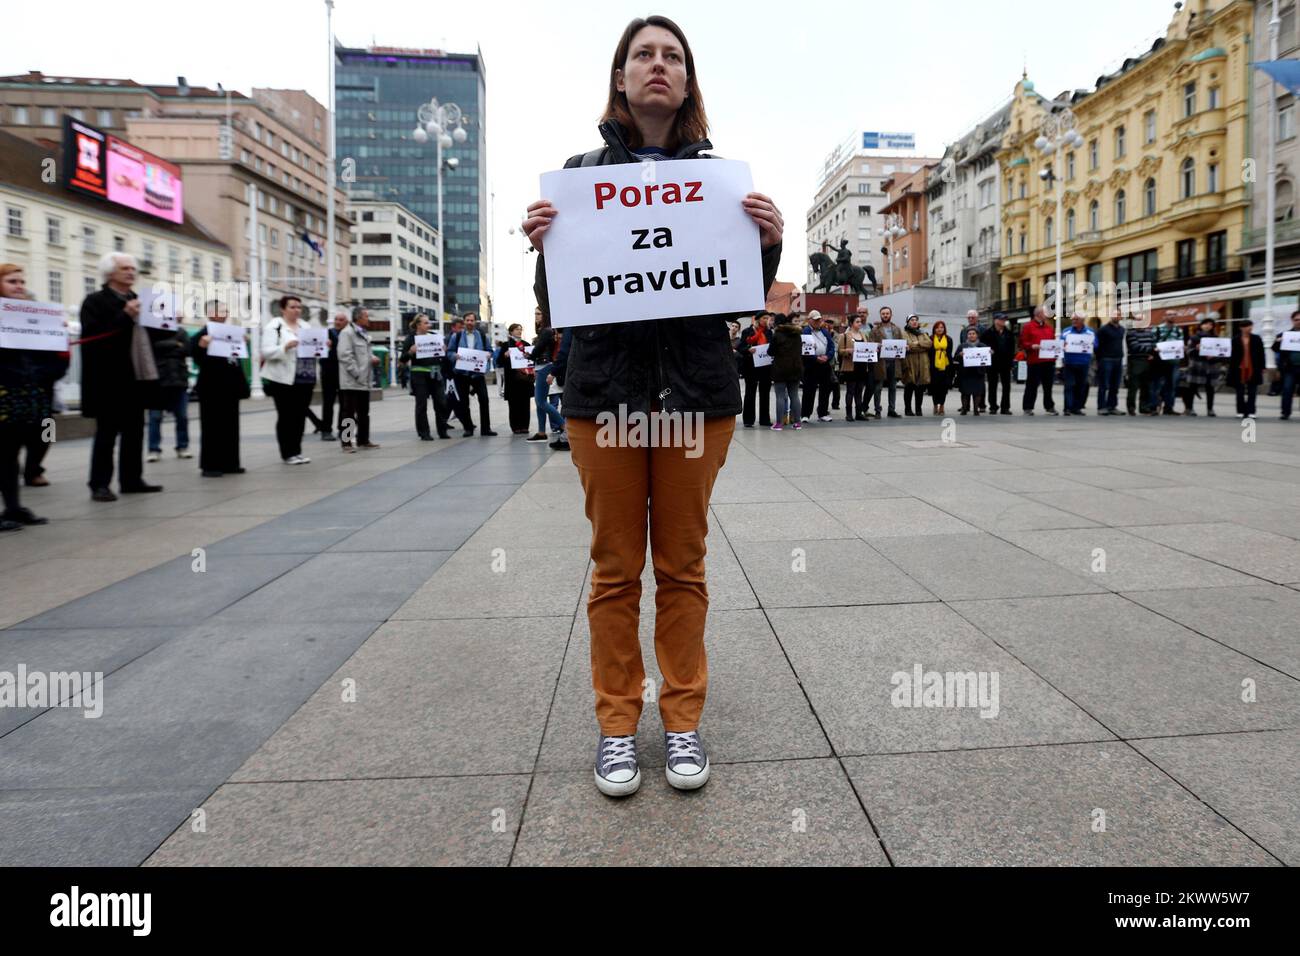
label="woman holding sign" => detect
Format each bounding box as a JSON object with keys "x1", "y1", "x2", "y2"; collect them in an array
[
  {"x1": 260, "y1": 295, "x2": 314, "y2": 465},
  {"x1": 836, "y1": 313, "x2": 872, "y2": 422},
  {"x1": 524, "y1": 15, "x2": 783, "y2": 797},
  {"x1": 1227, "y1": 318, "x2": 1266, "y2": 419},
  {"x1": 1184, "y1": 317, "x2": 1227, "y2": 417},
  {"x1": 494, "y1": 323, "x2": 536, "y2": 435}
]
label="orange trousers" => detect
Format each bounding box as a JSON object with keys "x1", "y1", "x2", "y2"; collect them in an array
[{"x1": 567, "y1": 414, "x2": 735, "y2": 735}]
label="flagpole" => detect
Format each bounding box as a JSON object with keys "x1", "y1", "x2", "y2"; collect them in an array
[
  {"x1": 1265, "y1": 0, "x2": 1280, "y2": 347},
  {"x1": 325, "y1": 0, "x2": 337, "y2": 321}
]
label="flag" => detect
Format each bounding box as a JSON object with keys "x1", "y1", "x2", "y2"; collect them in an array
[
  {"x1": 301, "y1": 231, "x2": 324, "y2": 261},
  {"x1": 1253, "y1": 59, "x2": 1300, "y2": 95}
]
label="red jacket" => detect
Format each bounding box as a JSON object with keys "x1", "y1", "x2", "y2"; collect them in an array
[{"x1": 1020, "y1": 319, "x2": 1057, "y2": 365}]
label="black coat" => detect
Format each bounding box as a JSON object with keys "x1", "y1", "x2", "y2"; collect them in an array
[
  {"x1": 189, "y1": 328, "x2": 250, "y2": 403},
  {"x1": 79, "y1": 285, "x2": 140, "y2": 418},
  {"x1": 768, "y1": 322, "x2": 805, "y2": 383},
  {"x1": 735, "y1": 325, "x2": 770, "y2": 377},
  {"x1": 1227, "y1": 334, "x2": 1266, "y2": 388},
  {"x1": 147, "y1": 326, "x2": 191, "y2": 389},
  {"x1": 0, "y1": 341, "x2": 68, "y2": 426},
  {"x1": 533, "y1": 120, "x2": 782, "y2": 418},
  {"x1": 979, "y1": 325, "x2": 1017, "y2": 369}
]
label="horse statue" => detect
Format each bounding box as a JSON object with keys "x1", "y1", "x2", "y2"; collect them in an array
[{"x1": 810, "y1": 251, "x2": 879, "y2": 299}]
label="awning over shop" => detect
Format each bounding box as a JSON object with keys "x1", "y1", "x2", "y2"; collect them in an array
[{"x1": 1150, "y1": 301, "x2": 1227, "y2": 325}]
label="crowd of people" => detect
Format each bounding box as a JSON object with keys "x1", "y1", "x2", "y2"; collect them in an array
[{"x1": 730, "y1": 304, "x2": 1300, "y2": 428}]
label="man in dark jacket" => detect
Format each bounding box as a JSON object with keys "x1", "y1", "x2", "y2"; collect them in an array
[
  {"x1": 146, "y1": 322, "x2": 192, "y2": 462},
  {"x1": 1125, "y1": 320, "x2": 1157, "y2": 415},
  {"x1": 316, "y1": 311, "x2": 346, "y2": 441},
  {"x1": 79, "y1": 253, "x2": 162, "y2": 500},
  {"x1": 531, "y1": 119, "x2": 782, "y2": 423},
  {"x1": 800, "y1": 311, "x2": 835, "y2": 422},
  {"x1": 1095, "y1": 312, "x2": 1126, "y2": 415},
  {"x1": 1272, "y1": 310, "x2": 1300, "y2": 420},
  {"x1": 980, "y1": 313, "x2": 1016, "y2": 414},
  {"x1": 445, "y1": 313, "x2": 497, "y2": 437}
]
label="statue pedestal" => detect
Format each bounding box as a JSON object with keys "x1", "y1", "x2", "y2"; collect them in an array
[{"x1": 797, "y1": 292, "x2": 861, "y2": 322}]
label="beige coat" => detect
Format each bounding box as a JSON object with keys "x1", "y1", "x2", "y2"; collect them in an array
[
  {"x1": 902, "y1": 327, "x2": 933, "y2": 386},
  {"x1": 836, "y1": 329, "x2": 869, "y2": 372}
]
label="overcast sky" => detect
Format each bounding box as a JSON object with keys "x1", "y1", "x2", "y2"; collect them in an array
[{"x1": 12, "y1": 0, "x2": 1180, "y2": 322}]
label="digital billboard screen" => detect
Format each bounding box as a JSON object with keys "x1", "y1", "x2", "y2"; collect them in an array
[{"x1": 63, "y1": 116, "x2": 184, "y2": 224}]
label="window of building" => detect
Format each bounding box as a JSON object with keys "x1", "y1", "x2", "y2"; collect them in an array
[
  {"x1": 270, "y1": 228, "x2": 279, "y2": 249},
  {"x1": 1278, "y1": 179, "x2": 1296, "y2": 220},
  {"x1": 1115, "y1": 189, "x2": 1126, "y2": 225},
  {"x1": 1184, "y1": 82, "x2": 1196, "y2": 118},
  {"x1": 1207, "y1": 231, "x2": 1226, "y2": 272},
  {"x1": 1144, "y1": 178, "x2": 1157, "y2": 217},
  {"x1": 858, "y1": 205, "x2": 871, "y2": 216},
  {"x1": 11, "y1": 106, "x2": 28, "y2": 124},
  {"x1": 40, "y1": 107, "x2": 57, "y2": 126},
  {"x1": 46, "y1": 216, "x2": 62, "y2": 245},
  {"x1": 97, "y1": 109, "x2": 113, "y2": 126},
  {"x1": 1018, "y1": 178, "x2": 1026, "y2": 199},
  {"x1": 1207, "y1": 163, "x2": 1219, "y2": 193},
  {"x1": 69, "y1": 108, "x2": 84, "y2": 121},
  {"x1": 1045, "y1": 216, "x2": 1054, "y2": 246},
  {"x1": 1144, "y1": 110, "x2": 1156, "y2": 144},
  {"x1": 1018, "y1": 230, "x2": 1026, "y2": 254},
  {"x1": 1181, "y1": 157, "x2": 1196, "y2": 198},
  {"x1": 1007, "y1": 231, "x2": 1014, "y2": 256},
  {"x1": 1088, "y1": 139, "x2": 1099, "y2": 170},
  {"x1": 1021, "y1": 279, "x2": 1031, "y2": 306},
  {"x1": 82, "y1": 226, "x2": 96, "y2": 254},
  {"x1": 191, "y1": 255, "x2": 202, "y2": 279},
  {"x1": 1114, "y1": 249, "x2": 1157, "y2": 285},
  {"x1": 141, "y1": 239, "x2": 155, "y2": 270},
  {"x1": 1176, "y1": 238, "x2": 1196, "y2": 278},
  {"x1": 169, "y1": 246, "x2": 180, "y2": 275},
  {"x1": 1114, "y1": 125, "x2": 1126, "y2": 159},
  {"x1": 1008, "y1": 283, "x2": 1018, "y2": 308},
  {"x1": 6, "y1": 206, "x2": 22, "y2": 238},
  {"x1": 1280, "y1": 100, "x2": 1295, "y2": 141},
  {"x1": 1089, "y1": 200, "x2": 1100, "y2": 232},
  {"x1": 1208, "y1": 86, "x2": 1220, "y2": 110},
  {"x1": 83, "y1": 275, "x2": 96, "y2": 296},
  {"x1": 113, "y1": 234, "x2": 125, "y2": 252},
  {"x1": 212, "y1": 260, "x2": 222, "y2": 282},
  {"x1": 1066, "y1": 152, "x2": 1075, "y2": 180},
  {"x1": 48, "y1": 270, "x2": 62, "y2": 302}
]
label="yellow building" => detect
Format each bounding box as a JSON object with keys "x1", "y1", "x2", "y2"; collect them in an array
[{"x1": 997, "y1": 0, "x2": 1253, "y2": 326}]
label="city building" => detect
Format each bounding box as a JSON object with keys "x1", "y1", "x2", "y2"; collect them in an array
[
  {"x1": 922, "y1": 101, "x2": 1012, "y2": 313},
  {"x1": 347, "y1": 197, "x2": 441, "y2": 334},
  {"x1": 996, "y1": 0, "x2": 1252, "y2": 328},
  {"x1": 879, "y1": 164, "x2": 938, "y2": 293},
  {"x1": 0, "y1": 72, "x2": 352, "y2": 321},
  {"x1": 0, "y1": 128, "x2": 232, "y2": 402},
  {"x1": 334, "y1": 44, "x2": 487, "y2": 321},
  {"x1": 805, "y1": 138, "x2": 938, "y2": 293}
]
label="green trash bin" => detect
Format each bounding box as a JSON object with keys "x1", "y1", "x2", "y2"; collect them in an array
[{"x1": 372, "y1": 345, "x2": 390, "y2": 388}]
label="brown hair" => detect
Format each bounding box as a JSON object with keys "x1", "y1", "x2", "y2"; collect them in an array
[
  {"x1": 932, "y1": 321, "x2": 948, "y2": 339},
  {"x1": 602, "y1": 16, "x2": 708, "y2": 151}
]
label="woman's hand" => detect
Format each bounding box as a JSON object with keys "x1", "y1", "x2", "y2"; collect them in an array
[
  {"x1": 523, "y1": 200, "x2": 558, "y2": 254},
  {"x1": 198, "y1": 335, "x2": 211, "y2": 348},
  {"x1": 743, "y1": 192, "x2": 783, "y2": 249}
]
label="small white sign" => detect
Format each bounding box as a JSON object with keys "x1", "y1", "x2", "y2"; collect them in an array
[
  {"x1": 1063, "y1": 333, "x2": 1094, "y2": 355},
  {"x1": 138, "y1": 288, "x2": 180, "y2": 331},
  {"x1": 511, "y1": 346, "x2": 535, "y2": 371},
  {"x1": 963, "y1": 346, "x2": 992, "y2": 368},
  {"x1": 455, "y1": 348, "x2": 491, "y2": 373},
  {"x1": 1037, "y1": 339, "x2": 1063, "y2": 360},
  {"x1": 752, "y1": 343, "x2": 773, "y2": 367},
  {"x1": 1156, "y1": 340, "x2": 1185, "y2": 361},
  {"x1": 801, "y1": 337, "x2": 816, "y2": 356},
  {"x1": 880, "y1": 339, "x2": 906, "y2": 360},
  {"x1": 0, "y1": 298, "x2": 68, "y2": 351},
  {"x1": 206, "y1": 321, "x2": 248, "y2": 358},
  {"x1": 1198, "y1": 337, "x2": 1231, "y2": 358},
  {"x1": 1281, "y1": 330, "x2": 1300, "y2": 352},
  {"x1": 853, "y1": 340, "x2": 879, "y2": 363},
  {"x1": 415, "y1": 333, "x2": 444, "y2": 359},
  {"x1": 296, "y1": 327, "x2": 329, "y2": 359}
]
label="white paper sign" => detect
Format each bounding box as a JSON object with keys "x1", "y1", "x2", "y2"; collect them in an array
[
  {"x1": 296, "y1": 327, "x2": 329, "y2": 359},
  {"x1": 880, "y1": 339, "x2": 906, "y2": 360},
  {"x1": 138, "y1": 287, "x2": 180, "y2": 331},
  {"x1": 1063, "y1": 333, "x2": 1094, "y2": 355},
  {"x1": 415, "y1": 333, "x2": 444, "y2": 359},
  {"x1": 538, "y1": 159, "x2": 764, "y2": 328},
  {"x1": 853, "y1": 340, "x2": 879, "y2": 363},
  {"x1": 1198, "y1": 337, "x2": 1230, "y2": 358},
  {"x1": 0, "y1": 298, "x2": 68, "y2": 351},
  {"x1": 1037, "y1": 339, "x2": 1063, "y2": 359},
  {"x1": 455, "y1": 348, "x2": 490, "y2": 373},
  {"x1": 206, "y1": 322, "x2": 248, "y2": 358},
  {"x1": 752, "y1": 343, "x2": 773, "y2": 367},
  {"x1": 511, "y1": 346, "x2": 535, "y2": 371},
  {"x1": 1156, "y1": 340, "x2": 1185, "y2": 360},
  {"x1": 801, "y1": 337, "x2": 816, "y2": 356},
  {"x1": 1281, "y1": 331, "x2": 1300, "y2": 352},
  {"x1": 963, "y1": 346, "x2": 992, "y2": 368}
]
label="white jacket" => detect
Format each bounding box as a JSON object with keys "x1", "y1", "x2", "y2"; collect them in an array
[{"x1": 260, "y1": 316, "x2": 304, "y2": 386}]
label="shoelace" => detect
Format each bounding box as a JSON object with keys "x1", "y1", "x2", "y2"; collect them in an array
[
  {"x1": 600, "y1": 736, "x2": 637, "y2": 772},
  {"x1": 665, "y1": 732, "x2": 702, "y2": 763}
]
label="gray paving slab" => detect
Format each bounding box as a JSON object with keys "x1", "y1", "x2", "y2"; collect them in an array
[
  {"x1": 0, "y1": 618, "x2": 382, "y2": 789},
  {"x1": 950, "y1": 594, "x2": 1300, "y2": 737},
  {"x1": 0, "y1": 786, "x2": 215, "y2": 866},
  {"x1": 537, "y1": 609, "x2": 829, "y2": 772},
  {"x1": 392, "y1": 545, "x2": 588, "y2": 620},
  {"x1": 1023, "y1": 489, "x2": 1194, "y2": 527},
  {"x1": 229, "y1": 618, "x2": 568, "y2": 782},
  {"x1": 145, "y1": 776, "x2": 530, "y2": 866},
  {"x1": 1122, "y1": 522, "x2": 1300, "y2": 585},
  {"x1": 513, "y1": 760, "x2": 888, "y2": 866},
  {"x1": 822, "y1": 496, "x2": 982, "y2": 538},
  {"x1": 869, "y1": 532, "x2": 1106, "y2": 601},
  {"x1": 1123, "y1": 586, "x2": 1300, "y2": 677},
  {"x1": 206, "y1": 512, "x2": 379, "y2": 555},
  {"x1": 710, "y1": 501, "x2": 856, "y2": 542},
  {"x1": 330, "y1": 483, "x2": 518, "y2": 551},
  {"x1": 1132, "y1": 729, "x2": 1300, "y2": 865},
  {"x1": 844, "y1": 743, "x2": 1278, "y2": 865},
  {"x1": 730, "y1": 538, "x2": 935, "y2": 607},
  {"x1": 766, "y1": 603, "x2": 1112, "y2": 755}
]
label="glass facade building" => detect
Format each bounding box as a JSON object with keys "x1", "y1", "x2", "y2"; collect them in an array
[{"x1": 335, "y1": 46, "x2": 486, "y2": 317}]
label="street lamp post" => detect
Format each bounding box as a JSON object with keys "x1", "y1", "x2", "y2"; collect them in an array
[
  {"x1": 1265, "y1": 0, "x2": 1281, "y2": 349},
  {"x1": 879, "y1": 214, "x2": 907, "y2": 295},
  {"x1": 325, "y1": 0, "x2": 336, "y2": 320},
  {"x1": 413, "y1": 100, "x2": 468, "y2": 333},
  {"x1": 1035, "y1": 107, "x2": 1085, "y2": 337}
]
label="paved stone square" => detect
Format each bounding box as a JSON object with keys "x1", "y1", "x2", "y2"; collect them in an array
[{"x1": 1, "y1": 388, "x2": 1297, "y2": 866}]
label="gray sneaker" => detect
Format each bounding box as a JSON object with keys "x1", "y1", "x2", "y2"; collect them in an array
[
  {"x1": 594, "y1": 734, "x2": 641, "y2": 797},
  {"x1": 665, "y1": 730, "x2": 710, "y2": 790}
]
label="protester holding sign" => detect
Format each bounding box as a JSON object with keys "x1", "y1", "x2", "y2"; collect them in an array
[
  {"x1": 1149, "y1": 317, "x2": 1184, "y2": 416},
  {"x1": 446, "y1": 313, "x2": 496, "y2": 438},
  {"x1": 900, "y1": 314, "x2": 931, "y2": 417},
  {"x1": 768, "y1": 314, "x2": 803, "y2": 430},
  {"x1": 494, "y1": 323, "x2": 536, "y2": 435},
  {"x1": 260, "y1": 295, "x2": 316, "y2": 465},
  {"x1": 0, "y1": 270, "x2": 68, "y2": 493},
  {"x1": 737, "y1": 311, "x2": 773, "y2": 428},
  {"x1": 1185, "y1": 318, "x2": 1228, "y2": 417},
  {"x1": 403, "y1": 313, "x2": 450, "y2": 441},
  {"x1": 800, "y1": 312, "x2": 835, "y2": 423},
  {"x1": 868, "y1": 307, "x2": 904, "y2": 418},
  {"x1": 1019, "y1": 305, "x2": 1059, "y2": 416},
  {"x1": 80, "y1": 252, "x2": 162, "y2": 501},
  {"x1": 338, "y1": 307, "x2": 381, "y2": 452},
  {"x1": 1228, "y1": 318, "x2": 1266, "y2": 419},
  {"x1": 523, "y1": 15, "x2": 783, "y2": 797},
  {"x1": 955, "y1": 326, "x2": 989, "y2": 415},
  {"x1": 981, "y1": 313, "x2": 1017, "y2": 415},
  {"x1": 145, "y1": 321, "x2": 192, "y2": 463},
  {"x1": 1060, "y1": 314, "x2": 1096, "y2": 416},
  {"x1": 190, "y1": 301, "x2": 249, "y2": 477},
  {"x1": 1270, "y1": 310, "x2": 1300, "y2": 421},
  {"x1": 0, "y1": 264, "x2": 68, "y2": 528},
  {"x1": 835, "y1": 313, "x2": 871, "y2": 423},
  {"x1": 1094, "y1": 312, "x2": 1126, "y2": 415}
]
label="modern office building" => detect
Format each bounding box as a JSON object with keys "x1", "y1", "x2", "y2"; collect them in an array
[
  {"x1": 334, "y1": 44, "x2": 487, "y2": 321},
  {"x1": 347, "y1": 197, "x2": 440, "y2": 324}
]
